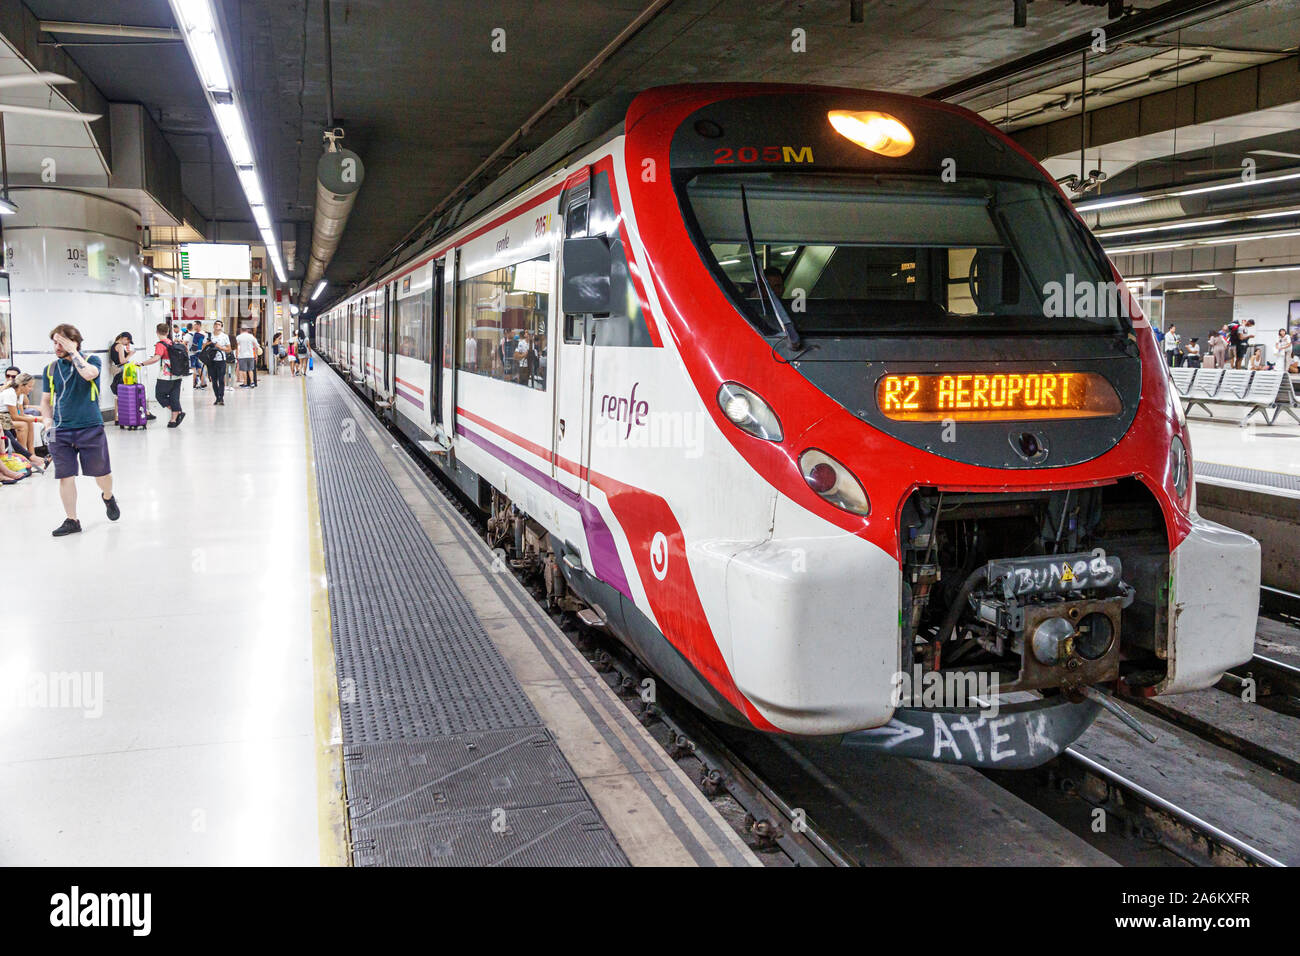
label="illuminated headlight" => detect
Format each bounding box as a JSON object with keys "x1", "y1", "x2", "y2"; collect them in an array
[
  {"x1": 827, "y1": 110, "x2": 915, "y2": 157},
  {"x1": 717, "y1": 382, "x2": 782, "y2": 442},
  {"x1": 1170, "y1": 435, "x2": 1189, "y2": 498},
  {"x1": 799, "y1": 448, "x2": 870, "y2": 516}
]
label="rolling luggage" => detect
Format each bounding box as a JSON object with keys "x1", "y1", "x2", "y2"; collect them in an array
[{"x1": 116, "y1": 383, "x2": 147, "y2": 429}]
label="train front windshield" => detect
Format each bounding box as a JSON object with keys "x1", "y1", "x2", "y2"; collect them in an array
[{"x1": 681, "y1": 173, "x2": 1127, "y2": 337}]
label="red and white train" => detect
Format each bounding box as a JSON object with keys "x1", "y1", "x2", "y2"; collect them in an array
[{"x1": 316, "y1": 84, "x2": 1260, "y2": 768}]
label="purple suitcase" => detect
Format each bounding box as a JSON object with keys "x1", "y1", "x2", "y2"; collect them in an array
[{"x1": 116, "y1": 383, "x2": 147, "y2": 429}]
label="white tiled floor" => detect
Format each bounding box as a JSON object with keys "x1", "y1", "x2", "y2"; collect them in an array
[
  {"x1": 0, "y1": 370, "x2": 324, "y2": 865},
  {"x1": 1187, "y1": 413, "x2": 1300, "y2": 476}
]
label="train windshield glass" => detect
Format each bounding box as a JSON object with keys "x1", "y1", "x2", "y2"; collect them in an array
[{"x1": 681, "y1": 173, "x2": 1126, "y2": 336}]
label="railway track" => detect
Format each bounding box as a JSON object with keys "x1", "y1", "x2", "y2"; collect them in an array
[{"x1": 336, "y1": 361, "x2": 1294, "y2": 868}]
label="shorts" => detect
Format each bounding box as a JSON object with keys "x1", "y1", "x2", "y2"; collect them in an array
[
  {"x1": 49, "y1": 424, "x2": 111, "y2": 479},
  {"x1": 238, "y1": 357, "x2": 254, "y2": 372},
  {"x1": 190, "y1": 354, "x2": 203, "y2": 370},
  {"x1": 156, "y1": 378, "x2": 183, "y2": 412}
]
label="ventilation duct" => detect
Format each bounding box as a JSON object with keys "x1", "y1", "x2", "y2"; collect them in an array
[
  {"x1": 1082, "y1": 196, "x2": 1193, "y2": 231},
  {"x1": 299, "y1": 130, "x2": 364, "y2": 307}
]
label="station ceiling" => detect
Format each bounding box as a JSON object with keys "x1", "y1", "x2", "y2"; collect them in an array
[{"x1": 12, "y1": 0, "x2": 1300, "y2": 302}]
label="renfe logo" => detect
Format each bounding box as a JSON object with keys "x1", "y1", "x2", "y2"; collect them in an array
[
  {"x1": 600, "y1": 382, "x2": 649, "y2": 440},
  {"x1": 50, "y1": 886, "x2": 151, "y2": 936}
]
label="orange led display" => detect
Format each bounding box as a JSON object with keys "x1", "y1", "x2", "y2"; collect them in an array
[{"x1": 876, "y1": 372, "x2": 1121, "y2": 422}]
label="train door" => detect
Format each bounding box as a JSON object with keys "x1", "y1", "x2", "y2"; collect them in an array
[
  {"x1": 350, "y1": 301, "x2": 358, "y2": 377},
  {"x1": 442, "y1": 248, "x2": 458, "y2": 440},
  {"x1": 384, "y1": 281, "x2": 397, "y2": 401},
  {"x1": 429, "y1": 260, "x2": 444, "y2": 428},
  {"x1": 362, "y1": 293, "x2": 371, "y2": 384},
  {"x1": 346, "y1": 302, "x2": 354, "y2": 374},
  {"x1": 553, "y1": 180, "x2": 593, "y2": 495}
]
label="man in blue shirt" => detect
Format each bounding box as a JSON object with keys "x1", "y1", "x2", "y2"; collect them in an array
[{"x1": 39, "y1": 323, "x2": 120, "y2": 537}]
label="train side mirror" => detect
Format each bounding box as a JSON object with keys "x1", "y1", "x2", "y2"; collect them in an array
[{"x1": 562, "y1": 236, "x2": 611, "y2": 314}]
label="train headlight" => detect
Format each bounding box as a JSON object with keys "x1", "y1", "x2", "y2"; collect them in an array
[
  {"x1": 1170, "y1": 435, "x2": 1189, "y2": 499},
  {"x1": 799, "y1": 449, "x2": 870, "y2": 516},
  {"x1": 827, "y1": 110, "x2": 914, "y2": 157},
  {"x1": 717, "y1": 382, "x2": 783, "y2": 442}
]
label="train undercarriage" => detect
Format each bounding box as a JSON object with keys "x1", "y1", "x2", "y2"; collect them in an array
[{"x1": 899, "y1": 479, "x2": 1172, "y2": 703}]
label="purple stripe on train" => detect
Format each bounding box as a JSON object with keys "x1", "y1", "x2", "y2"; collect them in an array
[
  {"x1": 395, "y1": 387, "x2": 425, "y2": 409},
  {"x1": 456, "y1": 423, "x2": 633, "y2": 601}
]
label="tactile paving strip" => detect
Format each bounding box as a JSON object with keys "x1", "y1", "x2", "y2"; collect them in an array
[
  {"x1": 307, "y1": 371, "x2": 626, "y2": 866},
  {"x1": 1198, "y1": 462, "x2": 1300, "y2": 493}
]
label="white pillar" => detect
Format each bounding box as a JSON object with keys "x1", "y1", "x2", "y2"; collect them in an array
[{"x1": 2, "y1": 189, "x2": 145, "y2": 418}]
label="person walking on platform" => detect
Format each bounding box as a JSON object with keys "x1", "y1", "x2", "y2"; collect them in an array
[
  {"x1": 296, "y1": 327, "x2": 310, "y2": 374},
  {"x1": 39, "y1": 324, "x2": 120, "y2": 536},
  {"x1": 133, "y1": 323, "x2": 187, "y2": 428},
  {"x1": 205, "y1": 320, "x2": 231, "y2": 405},
  {"x1": 235, "y1": 327, "x2": 259, "y2": 388},
  {"x1": 1275, "y1": 329, "x2": 1292, "y2": 373},
  {"x1": 188, "y1": 321, "x2": 208, "y2": 390}
]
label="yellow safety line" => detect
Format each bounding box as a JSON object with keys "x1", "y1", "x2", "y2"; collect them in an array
[{"x1": 303, "y1": 373, "x2": 350, "y2": 866}]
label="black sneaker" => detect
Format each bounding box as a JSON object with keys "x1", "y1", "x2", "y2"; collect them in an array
[
  {"x1": 103, "y1": 494, "x2": 120, "y2": 521},
  {"x1": 167, "y1": 420, "x2": 178, "y2": 428},
  {"x1": 146, "y1": 413, "x2": 157, "y2": 421},
  {"x1": 52, "y1": 518, "x2": 81, "y2": 537},
  {"x1": 175, "y1": 412, "x2": 186, "y2": 426}
]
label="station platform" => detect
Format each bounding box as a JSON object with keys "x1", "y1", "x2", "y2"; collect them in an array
[
  {"x1": 1188, "y1": 416, "x2": 1300, "y2": 498},
  {"x1": 0, "y1": 362, "x2": 754, "y2": 867},
  {"x1": 1187, "y1": 417, "x2": 1300, "y2": 599}
]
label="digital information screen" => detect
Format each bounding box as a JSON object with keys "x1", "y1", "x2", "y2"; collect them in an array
[
  {"x1": 180, "y1": 243, "x2": 251, "y2": 280},
  {"x1": 876, "y1": 372, "x2": 1121, "y2": 422}
]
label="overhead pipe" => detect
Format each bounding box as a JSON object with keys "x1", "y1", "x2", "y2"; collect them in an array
[
  {"x1": 299, "y1": 1, "x2": 363, "y2": 307},
  {"x1": 300, "y1": 131, "x2": 363, "y2": 308},
  {"x1": 39, "y1": 21, "x2": 181, "y2": 40}
]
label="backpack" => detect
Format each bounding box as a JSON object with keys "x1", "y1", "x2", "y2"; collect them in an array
[
  {"x1": 190, "y1": 331, "x2": 206, "y2": 353},
  {"x1": 163, "y1": 339, "x2": 189, "y2": 377},
  {"x1": 1154, "y1": 328, "x2": 1165, "y2": 345}
]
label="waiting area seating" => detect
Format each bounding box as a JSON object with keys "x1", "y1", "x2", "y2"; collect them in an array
[{"x1": 1169, "y1": 367, "x2": 1300, "y2": 425}]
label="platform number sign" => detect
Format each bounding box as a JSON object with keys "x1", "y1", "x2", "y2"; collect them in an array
[{"x1": 65, "y1": 244, "x2": 86, "y2": 277}]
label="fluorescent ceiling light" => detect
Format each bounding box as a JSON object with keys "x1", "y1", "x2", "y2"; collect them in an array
[
  {"x1": 1075, "y1": 195, "x2": 1149, "y2": 213},
  {"x1": 1199, "y1": 229, "x2": 1300, "y2": 246},
  {"x1": 237, "y1": 167, "x2": 263, "y2": 206},
  {"x1": 312, "y1": 280, "x2": 326, "y2": 300},
  {"x1": 1150, "y1": 271, "x2": 1220, "y2": 280},
  {"x1": 251, "y1": 205, "x2": 272, "y2": 231},
  {"x1": 1096, "y1": 219, "x2": 1229, "y2": 239},
  {"x1": 1250, "y1": 209, "x2": 1300, "y2": 220},
  {"x1": 213, "y1": 102, "x2": 252, "y2": 166},
  {"x1": 175, "y1": 0, "x2": 215, "y2": 33},
  {"x1": 190, "y1": 30, "x2": 229, "y2": 92},
  {"x1": 1237, "y1": 264, "x2": 1300, "y2": 275},
  {"x1": 1104, "y1": 240, "x2": 1188, "y2": 254},
  {"x1": 1171, "y1": 171, "x2": 1300, "y2": 198}
]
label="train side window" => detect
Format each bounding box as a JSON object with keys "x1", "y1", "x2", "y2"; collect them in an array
[
  {"x1": 456, "y1": 253, "x2": 550, "y2": 390},
  {"x1": 564, "y1": 314, "x2": 584, "y2": 344}
]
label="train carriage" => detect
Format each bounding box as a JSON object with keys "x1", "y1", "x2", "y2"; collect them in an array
[{"x1": 317, "y1": 83, "x2": 1260, "y2": 768}]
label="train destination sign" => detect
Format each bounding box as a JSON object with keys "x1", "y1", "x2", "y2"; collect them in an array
[{"x1": 876, "y1": 371, "x2": 1121, "y2": 422}]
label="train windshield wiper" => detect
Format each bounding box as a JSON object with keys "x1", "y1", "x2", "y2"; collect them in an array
[{"x1": 739, "y1": 184, "x2": 801, "y2": 350}]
